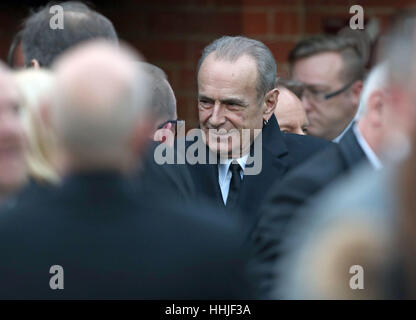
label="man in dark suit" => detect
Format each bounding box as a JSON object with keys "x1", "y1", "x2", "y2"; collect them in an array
[
  {"x1": 0, "y1": 41, "x2": 256, "y2": 299},
  {"x1": 251, "y1": 63, "x2": 389, "y2": 297},
  {"x1": 184, "y1": 36, "x2": 329, "y2": 228}
]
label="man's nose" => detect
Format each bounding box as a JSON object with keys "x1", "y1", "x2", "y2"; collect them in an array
[
  {"x1": 301, "y1": 95, "x2": 314, "y2": 113},
  {"x1": 209, "y1": 102, "x2": 226, "y2": 127}
]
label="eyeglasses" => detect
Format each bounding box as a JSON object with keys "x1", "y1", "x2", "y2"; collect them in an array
[{"x1": 301, "y1": 79, "x2": 356, "y2": 103}]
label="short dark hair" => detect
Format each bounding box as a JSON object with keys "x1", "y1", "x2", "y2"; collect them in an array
[
  {"x1": 21, "y1": 1, "x2": 118, "y2": 67},
  {"x1": 139, "y1": 62, "x2": 177, "y2": 123},
  {"x1": 288, "y1": 35, "x2": 365, "y2": 83}
]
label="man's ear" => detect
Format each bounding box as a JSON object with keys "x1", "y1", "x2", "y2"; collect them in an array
[
  {"x1": 30, "y1": 59, "x2": 40, "y2": 69},
  {"x1": 263, "y1": 88, "x2": 279, "y2": 120},
  {"x1": 366, "y1": 90, "x2": 385, "y2": 128}
]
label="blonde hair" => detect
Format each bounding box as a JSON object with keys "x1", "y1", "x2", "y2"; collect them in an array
[{"x1": 13, "y1": 69, "x2": 60, "y2": 184}]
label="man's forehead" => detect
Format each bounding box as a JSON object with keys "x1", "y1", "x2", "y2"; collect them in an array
[
  {"x1": 200, "y1": 53, "x2": 257, "y2": 78},
  {"x1": 292, "y1": 51, "x2": 344, "y2": 85}
]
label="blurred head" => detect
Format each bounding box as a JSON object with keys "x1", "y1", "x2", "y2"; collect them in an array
[
  {"x1": 50, "y1": 41, "x2": 151, "y2": 173},
  {"x1": 13, "y1": 69, "x2": 61, "y2": 184},
  {"x1": 354, "y1": 64, "x2": 390, "y2": 158},
  {"x1": 22, "y1": 1, "x2": 118, "y2": 68},
  {"x1": 0, "y1": 65, "x2": 27, "y2": 202},
  {"x1": 289, "y1": 35, "x2": 364, "y2": 140},
  {"x1": 380, "y1": 12, "x2": 416, "y2": 150},
  {"x1": 197, "y1": 36, "x2": 278, "y2": 157},
  {"x1": 273, "y1": 85, "x2": 308, "y2": 135},
  {"x1": 137, "y1": 62, "x2": 178, "y2": 145}
]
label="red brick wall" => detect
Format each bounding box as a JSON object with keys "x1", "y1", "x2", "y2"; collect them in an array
[{"x1": 1, "y1": 0, "x2": 415, "y2": 127}]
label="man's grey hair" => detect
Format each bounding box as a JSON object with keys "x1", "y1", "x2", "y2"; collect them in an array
[
  {"x1": 51, "y1": 47, "x2": 149, "y2": 165},
  {"x1": 138, "y1": 62, "x2": 176, "y2": 125},
  {"x1": 197, "y1": 36, "x2": 277, "y2": 103},
  {"x1": 380, "y1": 11, "x2": 416, "y2": 90},
  {"x1": 355, "y1": 63, "x2": 388, "y2": 120}
]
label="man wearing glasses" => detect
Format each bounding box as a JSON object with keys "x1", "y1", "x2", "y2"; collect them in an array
[{"x1": 288, "y1": 35, "x2": 364, "y2": 141}]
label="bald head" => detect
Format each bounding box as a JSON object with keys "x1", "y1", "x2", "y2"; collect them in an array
[
  {"x1": 274, "y1": 86, "x2": 309, "y2": 135},
  {"x1": 50, "y1": 41, "x2": 150, "y2": 171}
]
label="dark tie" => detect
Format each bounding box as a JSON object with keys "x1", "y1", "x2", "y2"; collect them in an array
[{"x1": 226, "y1": 162, "x2": 242, "y2": 210}]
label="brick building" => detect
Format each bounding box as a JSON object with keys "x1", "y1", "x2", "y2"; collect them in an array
[{"x1": 0, "y1": 0, "x2": 414, "y2": 127}]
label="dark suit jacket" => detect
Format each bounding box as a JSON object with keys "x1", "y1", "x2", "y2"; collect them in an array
[
  {"x1": 186, "y1": 114, "x2": 330, "y2": 228},
  {"x1": 136, "y1": 141, "x2": 197, "y2": 204},
  {"x1": 251, "y1": 125, "x2": 368, "y2": 296},
  {"x1": 0, "y1": 171, "x2": 256, "y2": 299}
]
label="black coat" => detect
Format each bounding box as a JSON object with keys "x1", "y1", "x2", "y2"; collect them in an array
[
  {"x1": 186, "y1": 114, "x2": 331, "y2": 228},
  {"x1": 252, "y1": 125, "x2": 368, "y2": 297},
  {"x1": 0, "y1": 171, "x2": 256, "y2": 299}
]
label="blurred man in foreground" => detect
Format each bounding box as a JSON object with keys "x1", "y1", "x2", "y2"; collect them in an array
[
  {"x1": 276, "y1": 12, "x2": 416, "y2": 299},
  {"x1": 0, "y1": 41, "x2": 256, "y2": 299}
]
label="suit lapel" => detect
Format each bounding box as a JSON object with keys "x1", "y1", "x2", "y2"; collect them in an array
[
  {"x1": 239, "y1": 115, "x2": 290, "y2": 216},
  {"x1": 338, "y1": 124, "x2": 367, "y2": 169},
  {"x1": 186, "y1": 143, "x2": 224, "y2": 207}
]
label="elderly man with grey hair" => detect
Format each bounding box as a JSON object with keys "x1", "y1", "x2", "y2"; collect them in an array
[
  {"x1": 252, "y1": 62, "x2": 391, "y2": 297},
  {"x1": 0, "y1": 40, "x2": 256, "y2": 299},
  {"x1": 185, "y1": 35, "x2": 329, "y2": 229}
]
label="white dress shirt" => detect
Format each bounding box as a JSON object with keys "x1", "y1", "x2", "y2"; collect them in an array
[
  {"x1": 218, "y1": 155, "x2": 248, "y2": 204},
  {"x1": 353, "y1": 124, "x2": 383, "y2": 170}
]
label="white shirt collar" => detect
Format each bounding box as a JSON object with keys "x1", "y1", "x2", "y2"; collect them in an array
[
  {"x1": 353, "y1": 124, "x2": 383, "y2": 170},
  {"x1": 218, "y1": 154, "x2": 248, "y2": 185},
  {"x1": 333, "y1": 120, "x2": 354, "y2": 143},
  {"x1": 218, "y1": 155, "x2": 248, "y2": 204}
]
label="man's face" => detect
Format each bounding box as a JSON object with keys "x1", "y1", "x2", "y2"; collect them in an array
[
  {"x1": 275, "y1": 87, "x2": 308, "y2": 135},
  {"x1": 0, "y1": 76, "x2": 26, "y2": 196},
  {"x1": 291, "y1": 52, "x2": 358, "y2": 140},
  {"x1": 198, "y1": 53, "x2": 268, "y2": 157}
]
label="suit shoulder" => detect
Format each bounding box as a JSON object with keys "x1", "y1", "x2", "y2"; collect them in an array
[
  {"x1": 283, "y1": 133, "x2": 332, "y2": 151},
  {"x1": 282, "y1": 133, "x2": 332, "y2": 167}
]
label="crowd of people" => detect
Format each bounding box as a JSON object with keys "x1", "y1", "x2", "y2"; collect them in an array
[{"x1": 0, "y1": 1, "x2": 415, "y2": 299}]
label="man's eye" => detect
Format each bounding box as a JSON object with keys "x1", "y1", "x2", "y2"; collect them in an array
[
  {"x1": 226, "y1": 103, "x2": 241, "y2": 109},
  {"x1": 199, "y1": 100, "x2": 213, "y2": 107},
  {"x1": 302, "y1": 127, "x2": 308, "y2": 134}
]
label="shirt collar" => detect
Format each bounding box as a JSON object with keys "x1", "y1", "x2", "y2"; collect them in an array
[
  {"x1": 353, "y1": 123, "x2": 383, "y2": 170},
  {"x1": 333, "y1": 120, "x2": 354, "y2": 143},
  {"x1": 218, "y1": 154, "x2": 249, "y2": 184}
]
